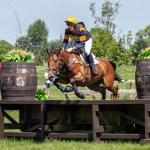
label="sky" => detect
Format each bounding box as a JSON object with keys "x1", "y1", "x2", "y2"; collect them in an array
[{"x1": 0, "y1": 0, "x2": 150, "y2": 45}]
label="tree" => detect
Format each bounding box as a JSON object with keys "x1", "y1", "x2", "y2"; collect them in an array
[
  {"x1": 114, "y1": 31, "x2": 135, "y2": 66},
  {"x1": 90, "y1": 27, "x2": 118, "y2": 58},
  {"x1": 89, "y1": 1, "x2": 121, "y2": 58},
  {"x1": 27, "y1": 19, "x2": 49, "y2": 52},
  {"x1": 135, "y1": 28, "x2": 150, "y2": 47},
  {"x1": 135, "y1": 25, "x2": 150, "y2": 49},
  {"x1": 24, "y1": 19, "x2": 49, "y2": 65},
  {"x1": 0, "y1": 40, "x2": 14, "y2": 62},
  {"x1": 49, "y1": 34, "x2": 63, "y2": 50},
  {"x1": 133, "y1": 38, "x2": 148, "y2": 62},
  {"x1": 133, "y1": 27, "x2": 150, "y2": 62},
  {"x1": 37, "y1": 35, "x2": 63, "y2": 66},
  {"x1": 15, "y1": 36, "x2": 29, "y2": 50}
]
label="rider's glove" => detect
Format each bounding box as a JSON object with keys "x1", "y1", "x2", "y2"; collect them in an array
[{"x1": 66, "y1": 47, "x2": 75, "y2": 53}]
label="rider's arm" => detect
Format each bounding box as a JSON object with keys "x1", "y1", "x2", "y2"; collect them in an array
[
  {"x1": 62, "y1": 28, "x2": 69, "y2": 49},
  {"x1": 73, "y1": 41, "x2": 85, "y2": 49}
]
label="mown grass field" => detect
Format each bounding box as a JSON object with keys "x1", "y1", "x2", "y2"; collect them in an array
[
  {"x1": 1, "y1": 138, "x2": 150, "y2": 150},
  {"x1": 4, "y1": 65, "x2": 149, "y2": 150}
]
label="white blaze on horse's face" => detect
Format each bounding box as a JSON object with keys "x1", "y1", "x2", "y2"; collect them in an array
[{"x1": 48, "y1": 70, "x2": 55, "y2": 81}]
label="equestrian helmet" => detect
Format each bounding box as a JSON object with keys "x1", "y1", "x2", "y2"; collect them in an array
[{"x1": 65, "y1": 16, "x2": 77, "y2": 25}]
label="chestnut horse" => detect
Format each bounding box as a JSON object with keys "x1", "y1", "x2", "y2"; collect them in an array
[{"x1": 47, "y1": 48, "x2": 121, "y2": 100}]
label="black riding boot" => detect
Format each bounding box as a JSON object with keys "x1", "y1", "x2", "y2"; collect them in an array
[{"x1": 87, "y1": 53, "x2": 99, "y2": 75}]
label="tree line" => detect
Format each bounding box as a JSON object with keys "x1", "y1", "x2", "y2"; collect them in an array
[{"x1": 0, "y1": 1, "x2": 149, "y2": 66}]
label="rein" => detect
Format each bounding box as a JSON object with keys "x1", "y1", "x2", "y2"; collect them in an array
[
  {"x1": 57, "y1": 52, "x2": 84, "y2": 71},
  {"x1": 48, "y1": 51, "x2": 85, "y2": 76},
  {"x1": 66, "y1": 53, "x2": 82, "y2": 68},
  {"x1": 48, "y1": 53, "x2": 70, "y2": 74}
]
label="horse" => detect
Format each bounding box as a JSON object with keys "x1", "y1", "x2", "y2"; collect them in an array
[{"x1": 46, "y1": 48, "x2": 121, "y2": 100}]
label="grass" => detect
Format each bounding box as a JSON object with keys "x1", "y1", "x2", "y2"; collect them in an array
[
  {"x1": 36, "y1": 66, "x2": 48, "y2": 86},
  {"x1": 0, "y1": 138, "x2": 150, "y2": 150},
  {"x1": 116, "y1": 65, "x2": 136, "y2": 80}
]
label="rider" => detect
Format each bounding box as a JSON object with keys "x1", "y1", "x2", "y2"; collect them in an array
[{"x1": 62, "y1": 16, "x2": 99, "y2": 76}]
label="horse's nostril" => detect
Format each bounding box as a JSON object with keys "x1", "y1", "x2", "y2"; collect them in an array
[{"x1": 49, "y1": 76, "x2": 54, "y2": 81}]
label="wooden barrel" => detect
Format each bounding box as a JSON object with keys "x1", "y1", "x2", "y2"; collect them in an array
[
  {"x1": 1, "y1": 62, "x2": 37, "y2": 100},
  {"x1": 135, "y1": 59, "x2": 150, "y2": 99}
]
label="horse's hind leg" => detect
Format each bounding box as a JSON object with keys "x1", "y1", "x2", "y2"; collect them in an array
[
  {"x1": 104, "y1": 78, "x2": 118, "y2": 99},
  {"x1": 87, "y1": 83, "x2": 106, "y2": 100},
  {"x1": 106, "y1": 85, "x2": 118, "y2": 99}
]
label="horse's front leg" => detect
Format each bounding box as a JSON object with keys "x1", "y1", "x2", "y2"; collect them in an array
[
  {"x1": 53, "y1": 78, "x2": 65, "y2": 92},
  {"x1": 53, "y1": 78, "x2": 73, "y2": 93},
  {"x1": 70, "y1": 73, "x2": 85, "y2": 99}
]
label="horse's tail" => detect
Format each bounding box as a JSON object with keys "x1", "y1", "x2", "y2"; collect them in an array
[
  {"x1": 114, "y1": 73, "x2": 122, "y2": 83},
  {"x1": 109, "y1": 61, "x2": 122, "y2": 83},
  {"x1": 109, "y1": 60, "x2": 116, "y2": 71}
]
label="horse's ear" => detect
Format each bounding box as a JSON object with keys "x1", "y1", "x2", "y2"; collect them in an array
[
  {"x1": 53, "y1": 48, "x2": 61, "y2": 55},
  {"x1": 46, "y1": 49, "x2": 52, "y2": 56}
]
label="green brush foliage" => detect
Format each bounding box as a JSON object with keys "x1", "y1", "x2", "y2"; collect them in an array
[{"x1": 35, "y1": 89, "x2": 48, "y2": 100}]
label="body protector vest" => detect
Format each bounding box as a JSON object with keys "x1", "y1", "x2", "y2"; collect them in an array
[{"x1": 69, "y1": 22, "x2": 91, "y2": 42}]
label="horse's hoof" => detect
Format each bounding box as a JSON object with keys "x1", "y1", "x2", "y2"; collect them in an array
[
  {"x1": 64, "y1": 86, "x2": 73, "y2": 92},
  {"x1": 77, "y1": 92, "x2": 85, "y2": 99},
  {"x1": 101, "y1": 95, "x2": 106, "y2": 100}
]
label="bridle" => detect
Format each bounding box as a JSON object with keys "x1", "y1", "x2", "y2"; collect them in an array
[
  {"x1": 48, "y1": 53, "x2": 69, "y2": 75},
  {"x1": 48, "y1": 50, "x2": 83, "y2": 75}
]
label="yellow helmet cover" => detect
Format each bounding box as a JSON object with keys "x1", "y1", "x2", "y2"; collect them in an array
[{"x1": 65, "y1": 16, "x2": 77, "y2": 24}]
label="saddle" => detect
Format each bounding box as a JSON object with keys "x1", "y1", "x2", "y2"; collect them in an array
[
  {"x1": 75, "y1": 49, "x2": 99, "y2": 66},
  {"x1": 78, "y1": 50, "x2": 89, "y2": 65}
]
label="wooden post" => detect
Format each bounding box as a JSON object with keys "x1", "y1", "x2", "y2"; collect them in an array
[
  {"x1": 41, "y1": 104, "x2": 47, "y2": 141},
  {"x1": 126, "y1": 84, "x2": 129, "y2": 100},
  {"x1": 129, "y1": 82, "x2": 132, "y2": 89},
  {"x1": 92, "y1": 105, "x2": 100, "y2": 142},
  {"x1": 140, "y1": 104, "x2": 150, "y2": 145},
  {"x1": 0, "y1": 105, "x2": 4, "y2": 139},
  {"x1": 24, "y1": 106, "x2": 31, "y2": 129},
  {"x1": 92, "y1": 95, "x2": 96, "y2": 100},
  {"x1": 65, "y1": 94, "x2": 70, "y2": 100}
]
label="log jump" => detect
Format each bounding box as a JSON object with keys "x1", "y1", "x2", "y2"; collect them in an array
[{"x1": 0, "y1": 99, "x2": 150, "y2": 145}]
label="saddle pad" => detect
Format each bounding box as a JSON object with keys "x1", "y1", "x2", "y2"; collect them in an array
[{"x1": 79, "y1": 53, "x2": 99, "y2": 66}]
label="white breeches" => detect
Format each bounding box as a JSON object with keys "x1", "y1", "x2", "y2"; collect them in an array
[{"x1": 85, "y1": 38, "x2": 92, "y2": 55}]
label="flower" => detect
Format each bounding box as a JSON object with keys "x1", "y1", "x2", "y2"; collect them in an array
[
  {"x1": 138, "y1": 47, "x2": 150, "y2": 59},
  {"x1": 3, "y1": 49, "x2": 35, "y2": 62}
]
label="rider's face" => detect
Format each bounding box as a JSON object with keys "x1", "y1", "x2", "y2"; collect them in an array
[
  {"x1": 68, "y1": 25, "x2": 74, "y2": 31},
  {"x1": 66, "y1": 22, "x2": 75, "y2": 32}
]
